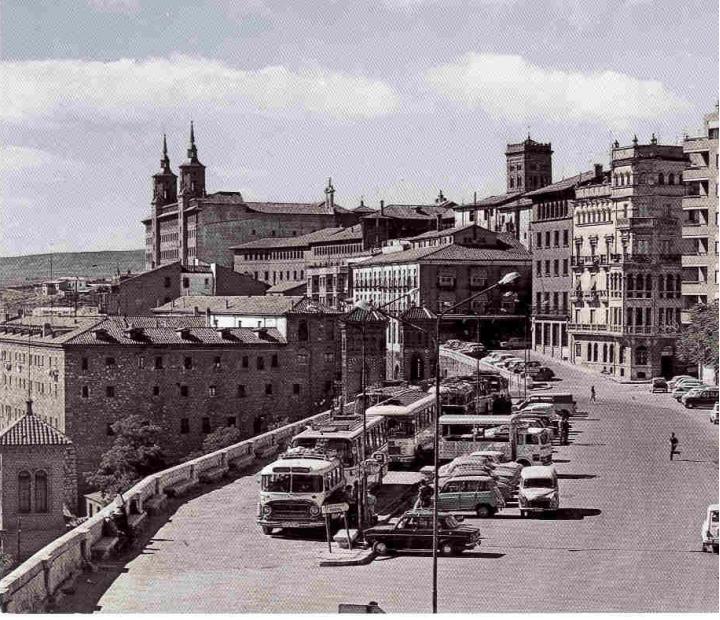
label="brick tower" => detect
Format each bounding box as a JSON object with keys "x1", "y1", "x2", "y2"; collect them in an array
[
  {"x1": 396, "y1": 306, "x2": 437, "y2": 383},
  {"x1": 505, "y1": 136, "x2": 553, "y2": 194},
  {"x1": 150, "y1": 134, "x2": 177, "y2": 268},
  {"x1": 340, "y1": 307, "x2": 388, "y2": 403}
]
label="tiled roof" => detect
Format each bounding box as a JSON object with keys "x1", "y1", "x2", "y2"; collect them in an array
[
  {"x1": 354, "y1": 246, "x2": 441, "y2": 266},
  {"x1": 153, "y1": 295, "x2": 338, "y2": 316},
  {"x1": 231, "y1": 225, "x2": 362, "y2": 251},
  {"x1": 341, "y1": 306, "x2": 388, "y2": 323},
  {"x1": 356, "y1": 240, "x2": 530, "y2": 267},
  {"x1": 244, "y1": 201, "x2": 339, "y2": 216},
  {"x1": 0, "y1": 317, "x2": 104, "y2": 345},
  {"x1": 408, "y1": 223, "x2": 479, "y2": 241},
  {"x1": 456, "y1": 193, "x2": 531, "y2": 210},
  {"x1": 524, "y1": 170, "x2": 600, "y2": 197},
  {"x1": 0, "y1": 408, "x2": 72, "y2": 446},
  {"x1": 401, "y1": 306, "x2": 437, "y2": 321},
  {"x1": 266, "y1": 280, "x2": 308, "y2": 293},
  {"x1": 362, "y1": 205, "x2": 455, "y2": 221}
]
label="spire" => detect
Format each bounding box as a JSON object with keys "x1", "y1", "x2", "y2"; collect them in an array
[
  {"x1": 160, "y1": 133, "x2": 171, "y2": 173},
  {"x1": 187, "y1": 120, "x2": 198, "y2": 162},
  {"x1": 650, "y1": 132, "x2": 657, "y2": 145},
  {"x1": 632, "y1": 134, "x2": 638, "y2": 146},
  {"x1": 325, "y1": 177, "x2": 335, "y2": 209}
]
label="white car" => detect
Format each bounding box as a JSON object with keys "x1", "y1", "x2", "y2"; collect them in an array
[
  {"x1": 710, "y1": 402, "x2": 719, "y2": 424},
  {"x1": 701, "y1": 504, "x2": 719, "y2": 553}
]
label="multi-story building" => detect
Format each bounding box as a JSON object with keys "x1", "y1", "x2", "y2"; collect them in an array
[
  {"x1": 351, "y1": 227, "x2": 532, "y2": 378},
  {"x1": 143, "y1": 128, "x2": 359, "y2": 269},
  {"x1": 527, "y1": 166, "x2": 604, "y2": 360},
  {"x1": 682, "y1": 106, "x2": 719, "y2": 314},
  {"x1": 0, "y1": 302, "x2": 340, "y2": 505},
  {"x1": 569, "y1": 137, "x2": 686, "y2": 380},
  {"x1": 454, "y1": 137, "x2": 553, "y2": 249}
]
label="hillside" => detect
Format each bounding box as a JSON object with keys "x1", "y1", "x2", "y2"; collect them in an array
[{"x1": 0, "y1": 250, "x2": 145, "y2": 289}]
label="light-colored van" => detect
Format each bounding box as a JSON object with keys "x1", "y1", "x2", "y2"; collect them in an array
[
  {"x1": 514, "y1": 392, "x2": 576, "y2": 417},
  {"x1": 518, "y1": 465, "x2": 559, "y2": 517}
]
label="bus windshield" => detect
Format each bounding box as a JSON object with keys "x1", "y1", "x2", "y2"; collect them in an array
[
  {"x1": 386, "y1": 418, "x2": 415, "y2": 438},
  {"x1": 523, "y1": 478, "x2": 555, "y2": 489},
  {"x1": 292, "y1": 438, "x2": 355, "y2": 466},
  {"x1": 262, "y1": 473, "x2": 324, "y2": 493}
]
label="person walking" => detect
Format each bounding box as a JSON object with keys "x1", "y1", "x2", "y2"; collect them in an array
[
  {"x1": 590, "y1": 385, "x2": 596, "y2": 402},
  {"x1": 560, "y1": 417, "x2": 570, "y2": 445},
  {"x1": 669, "y1": 433, "x2": 679, "y2": 460},
  {"x1": 414, "y1": 479, "x2": 434, "y2": 509}
]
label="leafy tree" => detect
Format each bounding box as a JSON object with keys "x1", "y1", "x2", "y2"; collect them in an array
[
  {"x1": 182, "y1": 425, "x2": 243, "y2": 461},
  {"x1": 85, "y1": 415, "x2": 165, "y2": 500},
  {"x1": 676, "y1": 301, "x2": 719, "y2": 371}
]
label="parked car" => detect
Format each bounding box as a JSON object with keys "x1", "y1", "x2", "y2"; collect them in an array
[
  {"x1": 671, "y1": 381, "x2": 705, "y2": 401},
  {"x1": 513, "y1": 360, "x2": 541, "y2": 375},
  {"x1": 701, "y1": 504, "x2": 719, "y2": 553},
  {"x1": 514, "y1": 392, "x2": 576, "y2": 418},
  {"x1": 496, "y1": 357, "x2": 524, "y2": 370},
  {"x1": 668, "y1": 375, "x2": 696, "y2": 391},
  {"x1": 463, "y1": 344, "x2": 487, "y2": 359},
  {"x1": 364, "y1": 509, "x2": 481, "y2": 556},
  {"x1": 518, "y1": 465, "x2": 559, "y2": 518},
  {"x1": 499, "y1": 337, "x2": 531, "y2": 349},
  {"x1": 438, "y1": 458, "x2": 514, "y2": 499},
  {"x1": 436, "y1": 475, "x2": 505, "y2": 517},
  {"x1": 650, "y1": 377, "x2": 668, "y2": 393},
  {"x1": 534, "y1": 366, "x2": 555, "y2": 381},
  {"x1": 682, "y1": 387, "x2": 719, "y2": 409},
  {"x1": 710, "y1": 402, "x2": 719, "y2": 424}
]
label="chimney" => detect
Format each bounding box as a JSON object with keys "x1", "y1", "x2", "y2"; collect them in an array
[
  {"x1": 205, "y1": 307, "x2": 211, "y2": 327},
  {"x1": 216, "y1": 326, "x2": 233, "y2": 339},
  {"x1": 25, "y1": 399, "x2": 33, "y2": 416},
  {"x1": 175, "y1": 327, "x2": 191, "y2": 340},
  {"x1": 436, "y1": 214, "x2": 442, "y2": 232},
  {"x1": 594, "y1": 163, "x2": 603, "y2": 179},
  {"x1": 380, "y1": 200, "x2": 385, "y2": 216},
  {"x1": 42, "y1": 322, "x2": 53, "y2": 338}
]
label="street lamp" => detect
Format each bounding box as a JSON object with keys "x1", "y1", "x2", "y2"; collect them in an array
[
  {"x1": 429, "y1": 271, "x2": 520, "y2": 614},
  {"x1": 349, "y1": 287, "x2": 420, "y2": 541}
]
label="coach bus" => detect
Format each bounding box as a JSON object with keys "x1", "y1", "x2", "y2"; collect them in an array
[{"x1": 365, "y1": 388, "x2": 436, "y2": 464}]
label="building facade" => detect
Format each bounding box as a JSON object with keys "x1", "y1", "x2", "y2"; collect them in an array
[
  {"x1": 527, "y1": 166, "x2": 604, "y2": 360},
  {"x1": 682, "y1": 106, "x2": 719, "y2": 314},
  {"x1": 143, "y1": 128, "x2": 358, "y2": 269},
  {"x1": 569, "y1": 138, "x2": 686, "y2": 380}
]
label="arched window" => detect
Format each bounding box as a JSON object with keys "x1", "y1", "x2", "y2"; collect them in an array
[
  {"x1": 613, "y1": 175, "x2": 618, "y2": 186},
  {"x1": 645, "y1": 275, "x2": 652, "y2": 296},
  {"x1": 19, "y1": 471, "x2": 31, "y2": 513},
  {"x1": 602, "y1": 344, "x2": 608, "y2": 363},
  {"x1": 635, "y1": 346, "x2": 648, "y2": 365},
  {"x1": 658, "y1": 173, "x2": 664, "y2": 185},
  {"x1": 35, "y1": 471, "x2": 48, "y2": 513},
  {"x1": 668, "y1": 173, "x2": 674, "y2": 185},
  {"x1": 627, "y1": 274, "x2": 635, "y2": 295},
  {"x1": 658, "y1": 276, "x2": 665, "y2": 297},
  {"x1": 609, "y1": 344, "x2": 615, "y2": 363},
  {"x1": 298, "y1": 320, "x2": 309, "y2": 342},
  {"x1": 593, "y1": 343, "x2": 599, "y2": 362},
  {"x1": 636, "y1": 274, "x2": 644, "y2": 292}
]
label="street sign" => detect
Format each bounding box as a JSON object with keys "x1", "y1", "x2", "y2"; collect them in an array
[
  {"x1": 321, "y1": 502, "x2": 349, "y2": 515},
  {"x1": 362, "y1": 459, "x2": 381, "y2": 475}
]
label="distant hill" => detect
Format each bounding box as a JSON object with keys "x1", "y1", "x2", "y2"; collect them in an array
[{"x1": 0, "y1": 250, "x2": 146, "y2": 289}]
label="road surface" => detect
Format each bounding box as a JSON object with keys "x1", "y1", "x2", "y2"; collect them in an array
[{"x1": 59, "y1": 353, "x2": 719, "y2": 613}]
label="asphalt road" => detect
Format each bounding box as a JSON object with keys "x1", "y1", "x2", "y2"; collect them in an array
[{"x1": 65, "y1": 353, "x2": 718, "y2": 613}]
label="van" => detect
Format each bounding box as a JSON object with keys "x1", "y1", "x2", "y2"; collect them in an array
[
  {"x1": 436, "y1": 475, "x2": 505, "y2": 517},
  {"x1": 518, "y1": 465, "x2": 559, "y2": 517},
  {"x1": 514, "y1": 392, "x2": 576, "y2": 417},
  {"x1": 682, "y1": 387, "x2": 719, "y2": 409}
]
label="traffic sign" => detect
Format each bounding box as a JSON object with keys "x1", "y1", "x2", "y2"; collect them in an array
[{"x1": 321, "y1": 502, "x2": 349, "y2": 515}]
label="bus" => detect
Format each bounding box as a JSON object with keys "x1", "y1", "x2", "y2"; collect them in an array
[
  {"x1": 257, "y1": 448, "x2": 345, "y2": 534},
  {"x1": 429, "y1": 380, "x2": 478, "y2": 415},
  {"x1": 365, "y1": 389, "x2": 436, "y2": 464},
  {"x1": 438, "y1": 414, "x2": 553, "y2": 466},
  {"x1": 289, "y1": 414, "x2": 389, "y2": 487}
]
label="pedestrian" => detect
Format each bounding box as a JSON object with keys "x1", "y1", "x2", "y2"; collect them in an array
[
  {"x1": 365, "y1": 490, "x2": 378, "y2": 526},
  {"x1": 414, "y1": 479, "x2": 434, "y2": 509},
  {"x1": 560, "y1": 418, "x2": 570, "y2": 445},
  {"x1": 590, "y1": 385, "x2": 596, "y2": 402},
  {"x1": 670, "y1": 432, "x2": 679, "y2": 460},
  {"x1": 344, "y1": 485, "x2": 358, "y2": 527}
]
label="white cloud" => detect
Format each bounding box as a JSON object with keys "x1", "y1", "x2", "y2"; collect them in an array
[
  {"x1": 423, "y1": 53, "x2": 689, "y2": 127},
  {"x1": 0, "y1": 146, "x2": 54, "y2": 172},
  {"x1": 86, "y1": 0, "x2": 141, "y2": 14},
  {"x1": 0, "y1": 55, "x2": 400, "y2": 124}
]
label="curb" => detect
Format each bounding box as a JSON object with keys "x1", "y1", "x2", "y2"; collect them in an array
[{"x1": 318, "y1": 549, "x2": 377, "y2": 567}]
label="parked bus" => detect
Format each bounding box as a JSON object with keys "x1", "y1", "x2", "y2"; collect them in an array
[
  {"x1": 290, "y1": 414, "x2": 389, "y2": 487},
  {"x1": 257, "y1": 448, "x2": 345, "y2": 534},
  {"x1": 365, "y1": 389, "x2": 436, "y2": 464},
  {"x1": 438, "y1": 414, "x2": 553, "y2": 466},
  {"x1": 452, "y1": 371, "x2": 510, "y2": 413},
  {"x1": 428, "y1": 380, "x2": 479, "y2": 415}
]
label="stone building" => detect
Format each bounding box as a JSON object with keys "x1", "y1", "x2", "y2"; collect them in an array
[
  {"x1": 392, "y1": 306, "x2": 437, "y2": 383},
  {"x1": 143, "y1": 128, "x2": 359, "y2": 269},
  {"x1": 568, "y1": 137, "x2": 686, "y2": 380},
  {"x1": 0, "y1": 304, "x2": 340, "y2": 505},
  {"x1": 100, "y1": 261, "x2": 267, "y2": 316},
  {"x1": 0, "y1": 402, "x2": 75, "y2": 562},
  {"x1": 454, "y1": 137, "x2": 553, "y2": 249},
  {"x1": 527, "y1": 166, "x2": 605, "y2": 360},
  {"x1": 682, "y1": 107, "x2": 719, "y2": 313},
  {"x1": 339, "y1": 306, "x2": 387, "y2": 403}
]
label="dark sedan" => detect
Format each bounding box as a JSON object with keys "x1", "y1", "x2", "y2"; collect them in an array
[{"x1": 364, "y1": 509, "x2": 480, "y2": 556}]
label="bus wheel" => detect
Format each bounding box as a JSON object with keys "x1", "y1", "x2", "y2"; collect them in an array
[
  {"x1": 520, "y1": 510, "x2": 527, "y2": 518},
  {"x1": 440, "y1": 541, "x2": 455, "y2": 556},
  {"x1": 373, "y1": 541, "x2": 390, "y2": 556},
  {"x1": 476, "y1": 505, "x2": 492, "y2": 518},
  {"x1": 261, "y1": 526, "x2": 273, "y2": 535},
  {"x1": 517, "y1": 460, "x2": 531, "y2": 467}
]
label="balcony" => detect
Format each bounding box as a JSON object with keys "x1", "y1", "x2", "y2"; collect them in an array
[
  {"x1": 681, "y1": 280, "x2": 713, "y2": 296},
  {"x1": 684, "y1": 136, "x2": 711, "y2": 153},
  {"x1": 682, "y1": 195, "x2": 712, "y2": 209},
  {"x1": 567, "y1": 322, "x2": 610, "y2": 334},
  {"x1": 682, "y1": 253, "x2": 712, "y2": 268},
  {"x1": 532, "y1": 306, "x2": 570, "y2": 318},
  {"x1": 570, "y1": 292, "x2": 583, "y2": 303},
  {"x1": 683, "y1": 167, "x2": 710, "y2": 182},
  {"x1": 682, "y1": 223, "x2": 710, "y2": 238}
]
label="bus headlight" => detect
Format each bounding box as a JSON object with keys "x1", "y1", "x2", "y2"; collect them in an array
[
  {"x1": 310, "y1": 505, "x2": 321, "y2": 516},
  {"x1": 262, "y1": 504, "x2": 272, "y2": 515}
]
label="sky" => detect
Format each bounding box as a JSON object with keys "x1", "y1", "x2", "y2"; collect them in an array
[{"x1": 0, "y1": 0, "x2": 717, "y2": 256}]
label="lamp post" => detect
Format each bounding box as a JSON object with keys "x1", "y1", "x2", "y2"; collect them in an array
[
  {"x1": 350, "y1": 287, "x2": 419, "y2": 542},
  {"x1": 429, "y1": 271, "x2": 520, "y2": 613}
]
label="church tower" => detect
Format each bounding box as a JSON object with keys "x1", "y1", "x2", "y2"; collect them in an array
[
  {"x1": 150, "y1": 135, "x2": 177, "y2": 268},
  {"x1": 179, "y1": 121, "x2": 206, "y2": 199},
  {"x1": 505, "y1": 136, "x2": 553, "y2": 194}
]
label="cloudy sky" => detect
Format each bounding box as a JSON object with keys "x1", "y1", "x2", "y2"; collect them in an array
[{"x1": 1, "y1": 0, "x2": 716, "y2": 256}]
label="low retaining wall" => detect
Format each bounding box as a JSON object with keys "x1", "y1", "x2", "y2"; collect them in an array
[{"x1": 0, "y1": 407, "x2": 334, "y2": 613}]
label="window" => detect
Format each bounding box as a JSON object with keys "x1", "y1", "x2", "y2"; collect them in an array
[
  {"x1": 298, "y1": 320, "x2": 309, "y2": 342},
  {"x1": 106, "y1": 385, "x2": 115, "y2": 398},
  {"x1": 536, "y1": 232, "x2": 542, "y2": 248},
  {"x1": 154, "y1": 356, "x2": 164, "y2": 370},
  {"x1": 297, "y1": 352, "x2": 308, "y2": 364},
  {"x1": 227, "y1": 416, "x2": 237, "y2": 427},
  {"x1": 257, "y1": 356, "x2": 265, "y2": 370},
  {"x1": 237, "y1": 384, "x2": 246, "y2": 397},
  {"x1": 138, "y1": 356, "x2": 145, "y2": 369},
  {"x1": 545, "y1": 231, "x2": 551, "y2": 246},
  {"x1": 554, "y1": 230, "x2": 560, "y2": 247},
  {"x1": 562, "y1": 259, "x2": 569, "y2": 276},
  {"x1": 265, "y1": 383, "x2": 273, "y2": 395},
  {"x1": 293, "y1": 383, "x2": 301, "y2": 394},
  {"x1": 34, "y1": 471, "x2": 48, "y2": 513},
  {"x1": 214, "y1": 356, "x2": 221, "y2": 369},
  {"x1": 553, "y1": 259, "x2": 559, "y2": 276},
  {"x1": 184, "y1": 356, "x2": 193, "y2": 369},
  {"x1": 104, "y1": 356, "x2": 116, "y2": 367},
  {"x1": 180, "y1": 418, "x2": 190, "y2": 434},
  {"x1": 180, "y1": 385, "x2": 189, "y2": 397},
  {"x1": 106, "y1": 422, "x2": 115, "y2": 436},
  {"x1": 544, "y1": 260, "x2": 551, "y2": 276},
  {"x1": 81, "y1": 357, "x2": 88, "y2": 370},
  {"x1": 164, "y1": 277, "x2": 171, "y2": 288},
  {"x1": 208, "y1": 385, "x2": 217, "y2": 397},
  {"x1": 202, "y1": 417, "x2": 211, "y2": 434},
  {"x1": 242, "y1": 355, "x2": 249, "y2": 368},
  {"x1": 271, "y1": 354, "x2": 278, "y2": 368},
  {"x1": 536, "y1": 261, "x2": 542, "y2": 276},
  {"x1": 635, "y1": 346, "x2": 648, "y2": 365},
  {"x1": 182, "y1": 277, "x2": 190, "y2": 288},
  {"x1": 153, "y1": 385, "x2": 160, "y2": 396},
  {"x1": 18, "y1": 471, "x2": 31, "y2": 513},
  {"x1": 81, "y1": 386, "x2": 89, "y2": 398}
]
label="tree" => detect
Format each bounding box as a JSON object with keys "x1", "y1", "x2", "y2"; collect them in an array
[
  {"x1": 85, "y1": 415, "x2": 166, "y2": 500},
  {"x1": 676, "y1": 301, "x2": 719, "y2": 373},
  {"x1": 182, "y1": 425, "x2": 243, "y2": 461}
]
